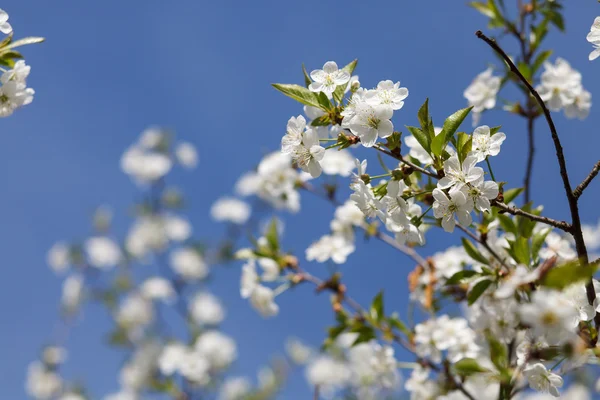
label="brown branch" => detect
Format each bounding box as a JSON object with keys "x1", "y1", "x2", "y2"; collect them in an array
[
  {"x1": 372, "y1": 144, "x2": 439, "y2": 178},
  {"x1": 456, "y1": 224, "x2": 510, "y2": 270},
  {"x1": 524, "y1": 116, "x2": 535, "y2": 203},
  {"x1": 573, "y1": 160, "x2": 600, "y2": 199},
  {"x1": 476, "y1": 30, "x2": 600, "y2": 336},
  {"x1": 492, "y1": 200, "x2": 571, "y2": 231}
]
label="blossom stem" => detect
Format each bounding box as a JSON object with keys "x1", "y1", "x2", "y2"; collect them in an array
[
  {"x1": 369, "y1": 173, "x2": 392, "y2": 180},
  {"x1": 318, "y1": 138, "x2": 338, "y2": 142},
  {"x1": 325, "y1": 143, "x2": 343, "y2": 150},
  {"x1": 485, "y1": 157, "x2": 496, "y2": 182},
  {"x1": 491, "y1": 200, "x2": 570, "y2": 232},
  {"x1": 414, "y1": 205, "x2": 433, "y2": 225},
  {"x1": 372, "y1": 144, "x2": 439, "y2": 178}
]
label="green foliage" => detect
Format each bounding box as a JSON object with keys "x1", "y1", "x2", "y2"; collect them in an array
[
  {"x1": 467, "y1": 279, "x2": 492, "y2": 305},
  {"x1": 370, "y1": 291, "x2": 385, "y2": 322},
  {"x1": 441, "y1": 106, "x2": 473, "y2": 150},
  {"x1": 454, "y1": 358, "x2": 490, "y2": 376},
  {"x1": 272, "y1": 83, "x2": 332, "y2": 111},
  {"x1": 461, "y1": 238, "x2": 489, "y2": 265},
  {"x1": 541, "y1": 259, "x2": 599, "y2": 290}
]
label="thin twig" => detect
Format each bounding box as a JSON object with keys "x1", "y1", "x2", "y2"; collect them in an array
[
  {"x1": 524, "y1": 116, "x2": 535, "y2": 203},
  {"x1": 476, "y1": 30, "x2": 600, "y2": 334},
  {"x1": 456, "y1": 224, "x2": 510, "y2": 270},
  {"x1": 372, "y1": 144, "x2": 439, "y2": 178},
  {"x1": 492, "y1": 200, "x2": 571, "y2": 231},
  {"x1": 573, "y1": 160, "x2": 600, "y2": 199}
]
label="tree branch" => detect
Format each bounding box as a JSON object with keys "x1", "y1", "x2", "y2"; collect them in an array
[
  {"x1": 573, "y1": 160, "x2": 600, "y2": 199},
  {"x1": 492, "y1": 200, "x2": 571, "y2": 231},
  {"x1": 476, "y1": 30, "x2": 600, "y2": 335},
  {"x1": 524, "y1": 116, "x2": 535, "y2": 203},
  {"x1": 372, "y1": 144, "x2": 440, "y2": 178}
]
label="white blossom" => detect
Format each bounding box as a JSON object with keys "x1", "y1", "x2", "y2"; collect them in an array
[
  {"x1": 249, "y1": 284, "x2": 279, "y2": 318},
  {"x1": 170, "y1": 247, "x2": 209, "y2": 280},
  {"x1": 47, "y1": 242, "x2": 70, "y2": 274},
  {"x1": 140, "y1": 277, "x2": 176, "y2": 303},
  {"x1": 309, "y1": 61, "x2": 351, "y2": 97},
  {"x1": 190, "y1": 292, "x2": 225, "y2": 326},
  {"x1": 0, "y1": 9, "x2": 12, "y2": 34},
  {"x1": 464, "y1": 68, "x2": 501, "y2": 125},
  {"x1": 470, "y1": 125, "x2": 506, "y2": 162},
  {"x1": 587, "y1": 17, "x2": 600, "y2": 61},
  {"x1": 536, "y1": 58, "x2": 582, "y2": 112},
  {"x1": 432, "y1": 188, "x2": 473, "y2": 233},
  {"x1": 211, "y1": 197, "x2": 251, "y2": 224},
  {"x1": 175, "y1": 142, "x2": 198, "y2": 168},
  {"x1": 365, "y1": 80, "x2": 408, "y2": 111},
  {"x1": 523, "y1": 363, "x2": 563, "y2": 397},
  {"x1": 195, "y1": 330, "x2": 237, "y2": 370},
  {"x1": 84, "y1": 236, "x2": 121, "y2": 269}
]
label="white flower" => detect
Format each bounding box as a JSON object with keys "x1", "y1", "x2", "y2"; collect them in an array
[
  {"x1": 523, "y1": 363, "x2": 563, "y2": 397},
  {"x1": 285, "y1": 337, "x2": 313, "y2": 365},
  {"x1": 240, "y1": 259, "x2": 259, "y2": 298},
  {"x1": 249, "y1": 284, "x2": 279, "y2": 317},
  {"x1": 120, "y1": 145, "x2": 172, "y2": 183},
  {"x1": 350, "y1": 181, "x2": 380, "y2": 219},
  {"x1": 59, "y1": 393, "x2": 85, "y2": 400},
  {"x1": 539, "y1": 232, "x2": 576, "y2": 261},
  {"x1": 536, "y1": 58, "x2": 582, "y2": 112},
  {"x1": 210, "y1": 197, "x2": 251, "y2": 224},
  {"x1": 306, "y1": 234, "x2": 355, "y2": 264},
  {"x1": 395, "y1": 223, "x2": 425, "y2": 246},
  {"x1": 117, "y1": 293, "x2": 154, "y2": 330},
  {"x1": 165, "y1": 215, "x2": 192, "y2": 241},
  {"x1": 219, "y1": 377, "x2": 252, "y2": 400},
  {"x1": 305, "y1": 356, "x2": 351, "y2": 395},
  {"x1": 281, "y1": 115, "x2": 306, "y2": 154},
  {"x1": 42, "y1": 347, "x2": 67, "y2": 366},
  {"x1": 587, "y1": 17, "x2": 600, "y2": 61},
  {"x1": 519, "y1": 289, "x2": 578, "y2": 345},
  {"x1": 175, "y1": 142, "x2": 198, "y2": 168},
  {"x1": 309, "y1": 61, "x2": 351, "y2": 97},
  {"x1": 291, "y1": 128, "x2": 325, "y2": 178},
  {"x1": 84, "y1": 237, "x2": 121, "y2": 269},
  {"x1": 495, "y1": 265, "x2": 540, "y2": 298},
  {"x1": 178, "y1": 350, "x2": 210, "y2": 384},
  {"x1": 464, "y1": 177, "x2": 499, "y2": 212},
  {"x1": 0, "y1": 9, "x2": 12, "y2": 34},
  {"x1": 470, "y1": 125, "x2": 506, "y2": 162},
  {"x1": 564, "y1": 89, "x2": 592, "y2": 120},
  {"x1": 437, "y1": 154, "x2": 484, "y2": 193},
  {"x1": 347, "y1": 103, "x2": 394, "y2": 147},
  {"x1": 257, "y1": 257, "x2": 280, "y2": 281},
  {"x1": 140, "y1": 277, "x2": 175, "y2": 303},
  {"x1": 464, "y1": 68, "x2": 501, "y2": 125},
  {"x1": 158, "y1": 342, "x2": 188, "y2": 375},
  {"x1": 103, "y1": 391, "x2": 138, "y2": 400},
  {"x1": 320, "y1": 149, "x2": 355, "y2": 176},
  {"x1": 432, "y1": 188, "x2": 473, "y2": 233},
  {"x1": 195, "y1": 330, "x2": 237, "y2": 370},
  {"x1": 139, "y1": 127, "x2": 164, "y2": 149},
  {"x1": 190, "y1": 292, "x2": 225, "y2": 325},
  {"x1": 47, "y1": 242, "x2": 70, "y2": 273},
  {"x1": 26, "y1": 361, "x2": 62, "y2": 400},
  {"x1": 170, "y1": 247, "x2": 208, "y2": 280},
  {"x1": 62, "y1": 274, "x2": 84, "y2": 312},
  {"x1": 365, "y1": 80, "x2": 409, "y2": 110}
]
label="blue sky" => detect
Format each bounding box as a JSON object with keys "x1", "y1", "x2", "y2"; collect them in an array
[{"x1": 3, "y1": 1, "x2": 600, "y2": 398}]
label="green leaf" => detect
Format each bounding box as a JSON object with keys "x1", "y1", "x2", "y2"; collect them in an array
[
  {"x1": 517, "y1": 62, "x2": 532, "y2": 82},
  {"x1": 302, "y1": 63, "x2": 311, "y2": 88},
  {"x1": 388, "y1": 313, "x2": 411, "y2": 337},
  {"x1": 508, "y1": 237, "x2": 530, "y2": 266},
  {"x1": 497, "y1": 214, "x2": 517, "y2": 235},
  {"x1": 469, "y1": 2, "x2": 495, "y2": 18},
  {"x1": 503, "y1": 187, "x2": 523, "y2": 204},
  {"x1": 532, "y1": 229, "x2": 550, "y2": 262},
  {"x1": 467, "y1": 279, "x2": 492, "y2": 305},
  {"x1": 532, "y1": 50, "x2": 553, "y2": 75},
  {"x1": 430, "y1": 130, "x2": 447, "y2": 157},
  {"x1": 454, "y1": 358, "x2": 490, "y2": 376},
  {"x1": 272, "y1": 83, "x2": 329, "y2": 110},
  {"x1": 441, "y1": 106, "x2": 473, "y2": 145},
  {"x1": 489, "y1": 126, "x2": 502, "y2": 134},
  {"x1": 351, "y1": 326, "x2": 377, "y2": 345},
  {"x1": 265, "y1": 218, "x2": 280, "y2": 252},
  {"x1": 456, "y1": 132, "x2": 472, "y2": 164},
  {"x1": 311, "y1": 115, "x2": 331, "y2": 126},
  {"x1": 5, "y1": 36, "x2": 45, "y2": 49},
  {"x1": 446, "y1": 270, "x2": 479, "y2": 285},
  {"x1": 332, "y1": 59, "x2": 358, "y2": 103},
  {"x1": 370, "y1": 291, "x2": 385, "y2": 322},
  {"x1": 418, "y1": 99, "x2": 434, "y2": 139},
  {"x1": 406, "y1": 126, "x2": 430, "y2": 154},
  {"x1": 542, "y1": 260, "x2": 599, "y2": 289},
  {"x1": 488, "y1": 334, "x2": 508, "y2": 370},
  {"x1": 462, "y1": 238, "x2": 489, "y2": 265}
]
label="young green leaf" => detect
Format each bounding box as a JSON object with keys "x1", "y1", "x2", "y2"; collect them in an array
[
  {"x1": 541, "y1": 260, "x2": 599, "y2": 290},
  {"x1": 462, "y1": 238, "x2": 489, "y2": 265},
  {"x1": 455, "y1": 358, "x2": 490, "y2": 376},
  {"x1": 406, "y1": 126, "x2": 431, "y2": 154},
  {"x1": 441, "y1": 106, "x2": 473, "y2": 145},
  {"x1": 272, "y1": 83, "x2": 329, "y2": 110},
  {"x1": 467, "y1": 279, "x2": 492, "y2": 305},
  {"x1": 370, "y1": 291, "x2": 385, "y2": 322},
  {"x1": 302, "y1": 63, "x2": 311, "y2": 88}
]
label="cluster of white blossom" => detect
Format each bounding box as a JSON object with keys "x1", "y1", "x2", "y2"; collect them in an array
[
  {"x1": 536, "y1": 58, "x2": 591, "y2": 120},
  {"x1": 464, "y1": 68, "x2": 501, "y2": 126}
]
